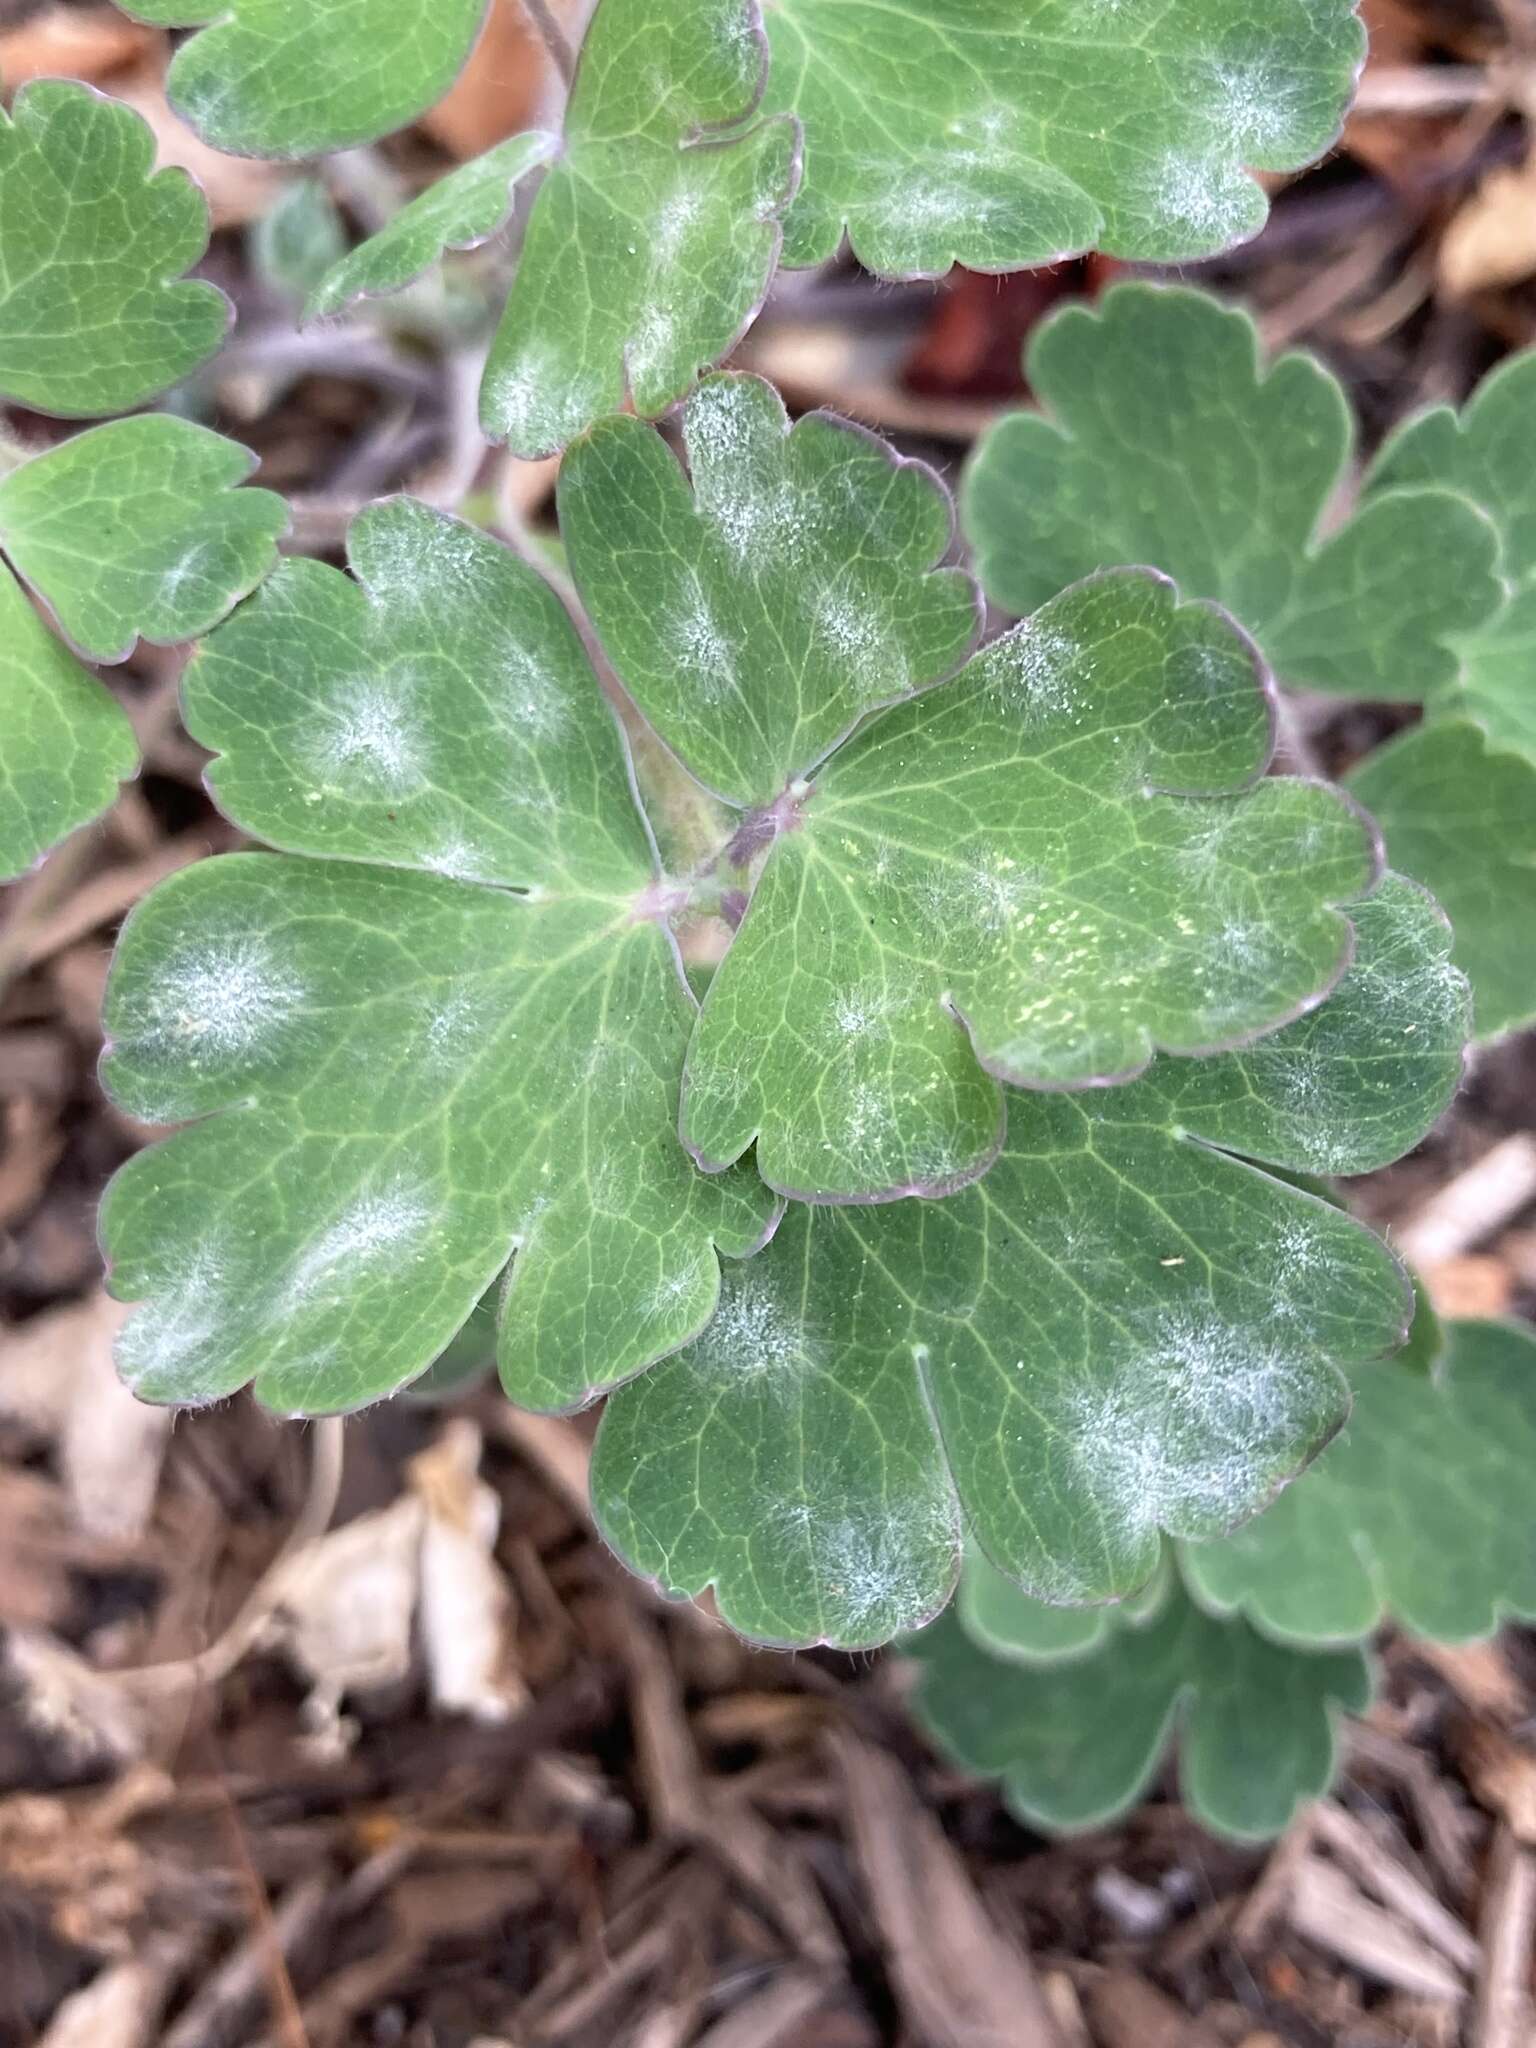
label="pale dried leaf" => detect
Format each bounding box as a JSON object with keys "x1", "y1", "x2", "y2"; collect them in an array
[
  {"x1": 1440, "y1": 158, "x2": 1536, "y2": 298},
  {"x1": 2, "y1": 1626, "x2": 146, "y2": 1779},
  {"x1": 409, "y1": 1419, "x2": 525, "y2": 1721}
]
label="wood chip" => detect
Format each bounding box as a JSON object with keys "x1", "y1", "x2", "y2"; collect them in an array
[
  {"x1": 1395, "y1": 1135, "x2": 1536, "y2": 1266},
  {"x1": 1474, "y1": 1823, "x2": 1536, "y2": 2048},
  {"x1": 1311, "y1": 1801, "x2": 1480, "y2": 1972},
  {"x1": 831, "y1": 1729, "x2": 1063, "y2": 2048},
  {"x1": 1289, "y1": 1855, "x2": 1468, "y2": 2002},
  {"x1": 1082, "y1": 1972, "x2": 1227, "y2": 2048}
]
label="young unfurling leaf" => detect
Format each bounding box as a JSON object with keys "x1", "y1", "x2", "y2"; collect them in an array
[
  {"x1": 907, "y1": 1577, "x2": 1372, "y2": 1842},
  {"x1": 761, "y1": 0, "x2": 1366, "y2": 277},
  {"x1": 0, "y1": 81, "x2": 228, "y2": 417},
  {"x1": 480, "y1": 0, "x2": 798, "y2": 457}
]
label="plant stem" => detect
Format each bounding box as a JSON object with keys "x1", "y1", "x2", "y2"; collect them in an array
[{"x1": 523, "y1": 0, "x2": 576, "y2": 86}]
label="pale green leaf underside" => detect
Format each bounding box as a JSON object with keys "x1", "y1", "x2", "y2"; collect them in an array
[
  {"x1": 101, "y1": 857, "x2": 776, "y2": 1417},
  {"x1": 481, "y1": 0, "x2": 798, "y2": 458},
  {"x1": 1184, "y1": 1320, "x2": 1536, "y2": 1648},
  {"x1": 562, "y1": 374, "x2": 980, "y2": 808},
  {"x1": 958, "y1": 1546, "x2": 1169, "y2": 1667},
  {"x1": 1349, "y1": 721, "x2": 1536, "y2": 1042},
  {"x1": 684, "y1": 570, "x2": 1380, "y2": 1201},
  {"x1": 592, "y1": 889, "x2": 1444, "y2": 1642},
  {"x1": 908, "y1": 1578, "x2": 1372, "y2": 1841},
  {"x1": 963, "y1": 284, "x2": 1503, "y2": 704},
  {"x1": 762, "y1": 0, "x2": 1365, "y2": 277},
  {"x1": 305, "y1": 133, "x2": 559, "y2": 323},
  {"x1": 119, "y1": 0, "x2": 488, "y2": 157},
  {"x1": 0, "y1": 418, "x2": 287, "y2": 663},
  {"x1": 0, "y1": 566, "x2": 136, "y2": 881},
  {"x1": 0, "y1": 81, "x2": 227, "y2": 417},
  {"x1": 1368, "y1": 350, "x2": 1536, "y2": 762},
  {"x1": 181, "y1": 496, "x2": 655, "y2": 900}
]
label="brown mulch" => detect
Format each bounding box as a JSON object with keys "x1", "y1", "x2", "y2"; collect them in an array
[{"x1": 4, "y1": 1, "x2": 1536, "y2": 2042}]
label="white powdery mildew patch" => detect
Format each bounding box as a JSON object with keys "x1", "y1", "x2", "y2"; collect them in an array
[
  {"x1": 653, "y1": 182, "x2": 707, "y2": 261},
  {"x1": 422, "y1": 834, "x2": 498, "y2": 884},
  {"x1": 497, "y1": 640, "x2": 569, "y2": 743},
  {"x1": 1060, "y1": 1307, "x2": 1319, "y2": 1548},
  {"x1": 626, "y1": 303, "x2": 676, "y2": 396},
  {"x1": 812, "y1": 583, "x2": 907, "y2": 702},
  {"x1": 307, "y1": 676, "x2": 428, "y2": 797},
  {"x1": 672, "y1": 583, "x2": 735, "y2": 702},
  {"x1": 1206, "y1": 58, "x2": 1307, "y2": 157},
  {"x1": 485, "y1": 347, "x2": 603, "y2": 452},
  {"x1": 1153, "y1": 150, "x2": 1250, "y2": 245},
  {"x1": 157, "y1": 541, "x2": 208, "y2": 609},
  {"x1": 142, "y1": 934, "x2": 305, "y2": 1063},
  {"x1": 420, "y1": 986, "x2": 492, "y2": 1066},
  {"x1": 794, "y1": 1488, "x2": 956, "y2": 1638},
  {"x1": 115, "y1": 1240, "x2": 229, "y2": 1386},
  {"x1": 643, "y1": 1263, "x2": 704, "y2": 1326},
  {"x1": 287, "y1": 1180, "x2": 433, "y2": 1303},
  {"x1": 691, "y1": 1270, "x2": 805, "y2": 1386},
  {"x1": 988, "y1": 617, "x2": 1082, "y2": 725}
]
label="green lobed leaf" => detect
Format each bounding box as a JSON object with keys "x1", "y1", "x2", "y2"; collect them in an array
[
  {"x1": 1367, "y1": 351, "x2": 1536, "y2": 762},
  {"x1": 0, "y1": 80, "x2": 229, "y2": 417},
  {"x1": 100, "y1": 500, "x2": 778, "y2": 1416},
  {"x1": 0, "y1": 566, "x2": 137, "y2": 882},
  {"x1": 1183, "y1": 1320, "x2": 1536, "y2": 1648},
  {"x1": 304, "y1": 134, "x2": 559, "y2": 324},
  {"x1": 592, "y1": 882, "x2": 1454, "y2": 1639},
  {"x1": 561, "y1": 375, "x2": 981, "y2": 808},
  {"x1": 907, "y1": 1576, "x2": 1372, "y2": 1841},
  {"x1": 963, "y1": 283, "x2": 1503, "y2": 703},
  {"x1": 117, "y1": 0, "x2": 489, "y2": 158},
  {"x1": 480, "y1": 0, "x2": 799, "y2": 458},
  {"x1": 761, "y1": 0, "x2": 1366, "y2": 277},
  {"x1": 565, "y1": 373, "x2": 1399, "y2": 1201},
  {"x1": 0, "y1": 418, "x2": 288, "y2": 663},
  {"x1": 1348, "y1": 721, "x2": 1536, "y2": 1042}
]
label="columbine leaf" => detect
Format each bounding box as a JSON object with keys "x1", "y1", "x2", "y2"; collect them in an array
[
  {"x1": 964, "y1": 283, "x2": 1503, "y2": 703},
  {"x1": 0, "y1": 418, "x2": 287, "y2": 663},
  {"x1": 304, "y1": 133, "x2": 559, "y2": 323},
  {"x1": 1367, "y1": 350, "x2": 1536, "y2": 762},
  {"x1": 907, "y1": 1578, "x2": 1372, "y2": 1842},
  {"x1": 561, "y1": 375, "x2": 981, "y2": 807},
  {"x1": 117, "y1": 0, "x2": 488, "y2": 158},
  {"x1": 0, "y1": 81, "x2": 228, "y2": 417},
  {"x1": 0, "y1": 567, "x2": 136, "y2": 881},
  {"x1": 566, "y1": 376, "x2": 1391, "y2": 1200},
  {"x1": 1183, "y1": 1320, "x2": 1536, "y2": 1648},
  {"x1": 760, "y1": 1, "x2": 1364, "y2": 276},
  {"x1": 100, "y1": 500, "x2": 778, "y2": 1416},
  {"x1": 1348, "y1": 721, "x2": 1536, "y2": 1042},
  {"x1": 593, "y1": 886, "x2": 1457, "y2": 1641},
  {"x1": 480, "y1": 0, "x2": 799, "y2": 458}
]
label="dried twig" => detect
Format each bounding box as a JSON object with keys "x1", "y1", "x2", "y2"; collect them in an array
[{"x1": 1475, "y1": 1823, "x2": 1536, "y2": 2048}]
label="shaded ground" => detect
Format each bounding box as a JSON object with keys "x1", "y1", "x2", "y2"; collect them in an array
[{"x1": 2, "y1": 2, "x2": 1536, "y2": 2042}]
